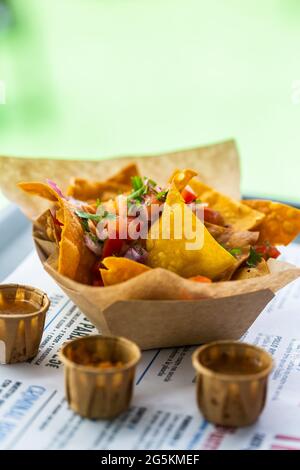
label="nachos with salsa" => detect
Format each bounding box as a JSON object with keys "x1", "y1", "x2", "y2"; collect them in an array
[{"x1": 19, "y1": 164, "x2": 300, "y2": 287}]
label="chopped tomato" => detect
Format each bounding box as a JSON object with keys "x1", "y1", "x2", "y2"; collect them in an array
[
  {"x1": 268, "y1": 246, "x2": 281, "y2": 259},
  {"x1": 146, "y1": 197, "x2": 164, "y2": 226},
  {"x1": 255, "y1": 243, "x2": 280, "y2": 260},
  {"x1": 182, "y1": 185, "x2": 197, "y2": 204},
  {"x1": 254, "y1": 244, "x2": 268, "y2": 256},
  {"x1": 91, "y1": 259, "x2": 104, "y2": 286},
  {"x1": 189, "y1": 275, "x2": 212, "y2": 283},
  {"x1": 144, "y1": 193, "x2": 160, "y2": 206},
  {"x1": 102, "y1": 238, "x2": 124, "y2": 258},
  {"x1": 204, "y1": 207, "x2": 224, "y2": 226}
]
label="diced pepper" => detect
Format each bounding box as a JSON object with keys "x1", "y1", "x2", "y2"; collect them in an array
[
  {"x1": 189, "y1": 275, "x2": 212, "y2": 283},
  {"x1": 268, "y1": 246, "x2": 281, "y2": 259},
  {"x1": 91, "y1": 259, "x2": 104, "y2": 286},
  {"x1": 255, "y1": 243, "x2": 281, "y2": 260},
  {"x1": 102, "y1": 238, "x2": 124, "y2": 258},
  {"x1": 182, "y1": 185, "x2": 197, "y2": 203}
]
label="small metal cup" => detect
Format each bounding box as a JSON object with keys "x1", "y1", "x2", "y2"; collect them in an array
[
  {"x1": 60, "y1": 335, "x2": 141, "y2": 419},
  {"x1": 192, "y1": 340, "x2": 273, "y2": 427},
  {"x1": 0, "y1": 284, "x2": 50, "y2": 364}
]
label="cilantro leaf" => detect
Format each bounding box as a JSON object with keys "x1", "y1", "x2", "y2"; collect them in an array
[
  {"x1": 104, "y1": 212, "x2": 117, "y2": 220},
  {"x1": 81, "y1": 218, "x2": 90, "y2": 232},
  {"x1": 147, "y1": 178, "x2": 157, "y2": 187},
  {"x1": 131, "y1": 176, "x2": 144, "y2": 191},
  {"x1": 89, "y1": 233, "x2": 102, "y2": 244},
  {"x1": 75, "y1": 210, "x2": 102, "y2": 221},
  {"x1": 229, "y1": 247, "x2": 242, "y2": 257},
  {"x1": 75, "y1": 209, "x2": 116, "y2": 223},
  {"x1": 156, "y1": 189, "x2": 168, "y2": 201},
  {"x1": 246, "y1": 247, "x2": 262, "y2": 267},
  {"x1": 127, "y1": 186, "x2": 146, "y2": 202}
]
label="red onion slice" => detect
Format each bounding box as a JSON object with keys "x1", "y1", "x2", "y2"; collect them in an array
[
  {"x1": 84, "y1": 234, "x2": 103, "y2": 256},
  {"x1": 96, "y1": 221, "x2": 109, "y2": 241},
  {"x1": 124, "y1": 246, "x2": 148, "y2": 264},
  {"x1": 46, "y1": 179, "x2": 67, "y2": 199}
]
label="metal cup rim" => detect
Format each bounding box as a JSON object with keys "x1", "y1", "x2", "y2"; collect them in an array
[
  {"x1": 59, "y1": 334, "x2": 141, "y2": 375},
  {"x1": 192, "y1": 340, "x2": 273, "y2": 382},
  {"x1": 0, "y1": 283, "x2": 50, "y2": 319}
]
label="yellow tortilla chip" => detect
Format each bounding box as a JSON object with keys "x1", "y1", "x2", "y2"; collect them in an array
[
  {"x1": 243, "y1": 199, "x2": 300, "y2": 246},
  {"x1": 203, "y1": 222, "x2": 260, "y2": 280},
  {"x1": 100, "y1": 257, "x2": 151, "y2": 286},
  {"x1": 18, "y1": 182, "x2": 96, "y2": 284},
  {"x1": 232, "y1": 259, "x2": 270, "y2": 280},
  {"x1": 189, "y1": 179, "x2": 265, "y2": 230},
  {"x1": 146, "y1": 182, "x2": 236, "y2": 280},
  {"x1": 18, "y1": 182, "x2": 59, "y2": 202},
  {"x1": 67, "y1": 163, "x2": 139, "y2": 201},
  {"x1": 169, "y1": 168, "x2": 198, "y2": 191}
]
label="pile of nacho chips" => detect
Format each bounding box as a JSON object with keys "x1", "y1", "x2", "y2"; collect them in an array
[{"x1": 19, "y1": 164, "x2": 300, "y2": 287}]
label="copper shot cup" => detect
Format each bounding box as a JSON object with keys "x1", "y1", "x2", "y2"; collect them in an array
[
  {"x1": 60, "y1": 335, "x2": 141, "y2": 419},
  {"x1": 192, "y1": 340, "x2": 273, "y2": 427},
  {"x1": 0, "y1": 284, "x2": 50, "y2": 364}
]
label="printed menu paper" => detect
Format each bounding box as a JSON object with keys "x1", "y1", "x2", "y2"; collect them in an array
[{"x1": 1, "y1": 245, "x2": 300, "y2": 450}]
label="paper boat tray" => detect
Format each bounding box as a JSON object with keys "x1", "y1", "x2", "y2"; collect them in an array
[
  {"x1": 34, "y1": 235, "x2": 299, "y2": 350},
  {"x1": 49, "y1": 288, "x2": 276, "y2": 350}
]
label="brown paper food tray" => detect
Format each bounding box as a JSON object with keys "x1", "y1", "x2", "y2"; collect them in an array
[
  {"x1": 1, "y1": 140, "x2": 300, "y2": 350},
  {"x1": 58, "y1": 293, "x2": 275, "y2": 350},
  {"x1": 34, "y1": 236, "x2": 299, "y2": 350}
]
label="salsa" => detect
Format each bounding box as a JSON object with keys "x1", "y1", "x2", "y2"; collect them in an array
[
  {"x1": 204, "y1": 354, "x2": 264, "y2": 375},
  {"x1": 0, "y1": 300, "x2": 38, "y2": 316}
]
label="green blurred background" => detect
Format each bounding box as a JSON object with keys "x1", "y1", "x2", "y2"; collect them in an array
[{"x1": 0, "y1": 0, "x2": 300, "y2": 209}]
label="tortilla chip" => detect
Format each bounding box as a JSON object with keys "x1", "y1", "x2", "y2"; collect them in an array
[
  {"x1": 33, "y1": 210, "x2": 62, "y2": 263},
  {"x1": 100, "y1": 257, "x2": 151, "y2": 286},
  {"x1": 232, "y1": 258, "x2": 270, "y2": 280},
  {"x1": 169, "y1": 168, "x2": 198, "y2": 191},
  {"x1": 220, "y1": 246, "x2": 252, "y2": 281},
  {"x1": 146, "y1": 182, "x2": 236, "y2": 280},
  {"x1": 243, "y1": 199, "x2": 300, "y2": 245},
  {"x1": 205, "y1": 222, "x2": 259, "y2": 281},
  {"x1": 205, "y1": 223, "x2": 259, "y2": 248},
  {"x1": 40, "y1": 210, "x2": 60, "y2": 244},
  {"x1": 189, "y1": 179, "x2": 265, "y2": 230},
  {"x1": 67, "y1": 163, "x2": 139, "y2": 201},
  {"x1": 18, "y1": 182, "x2": 96, "y2": 284},
  {"x1": 18, "y1": 182, "x2": 59, "y2": 202},
  {"x1": 106, "y1": 163, "x2": 140, "y2": 185}
]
